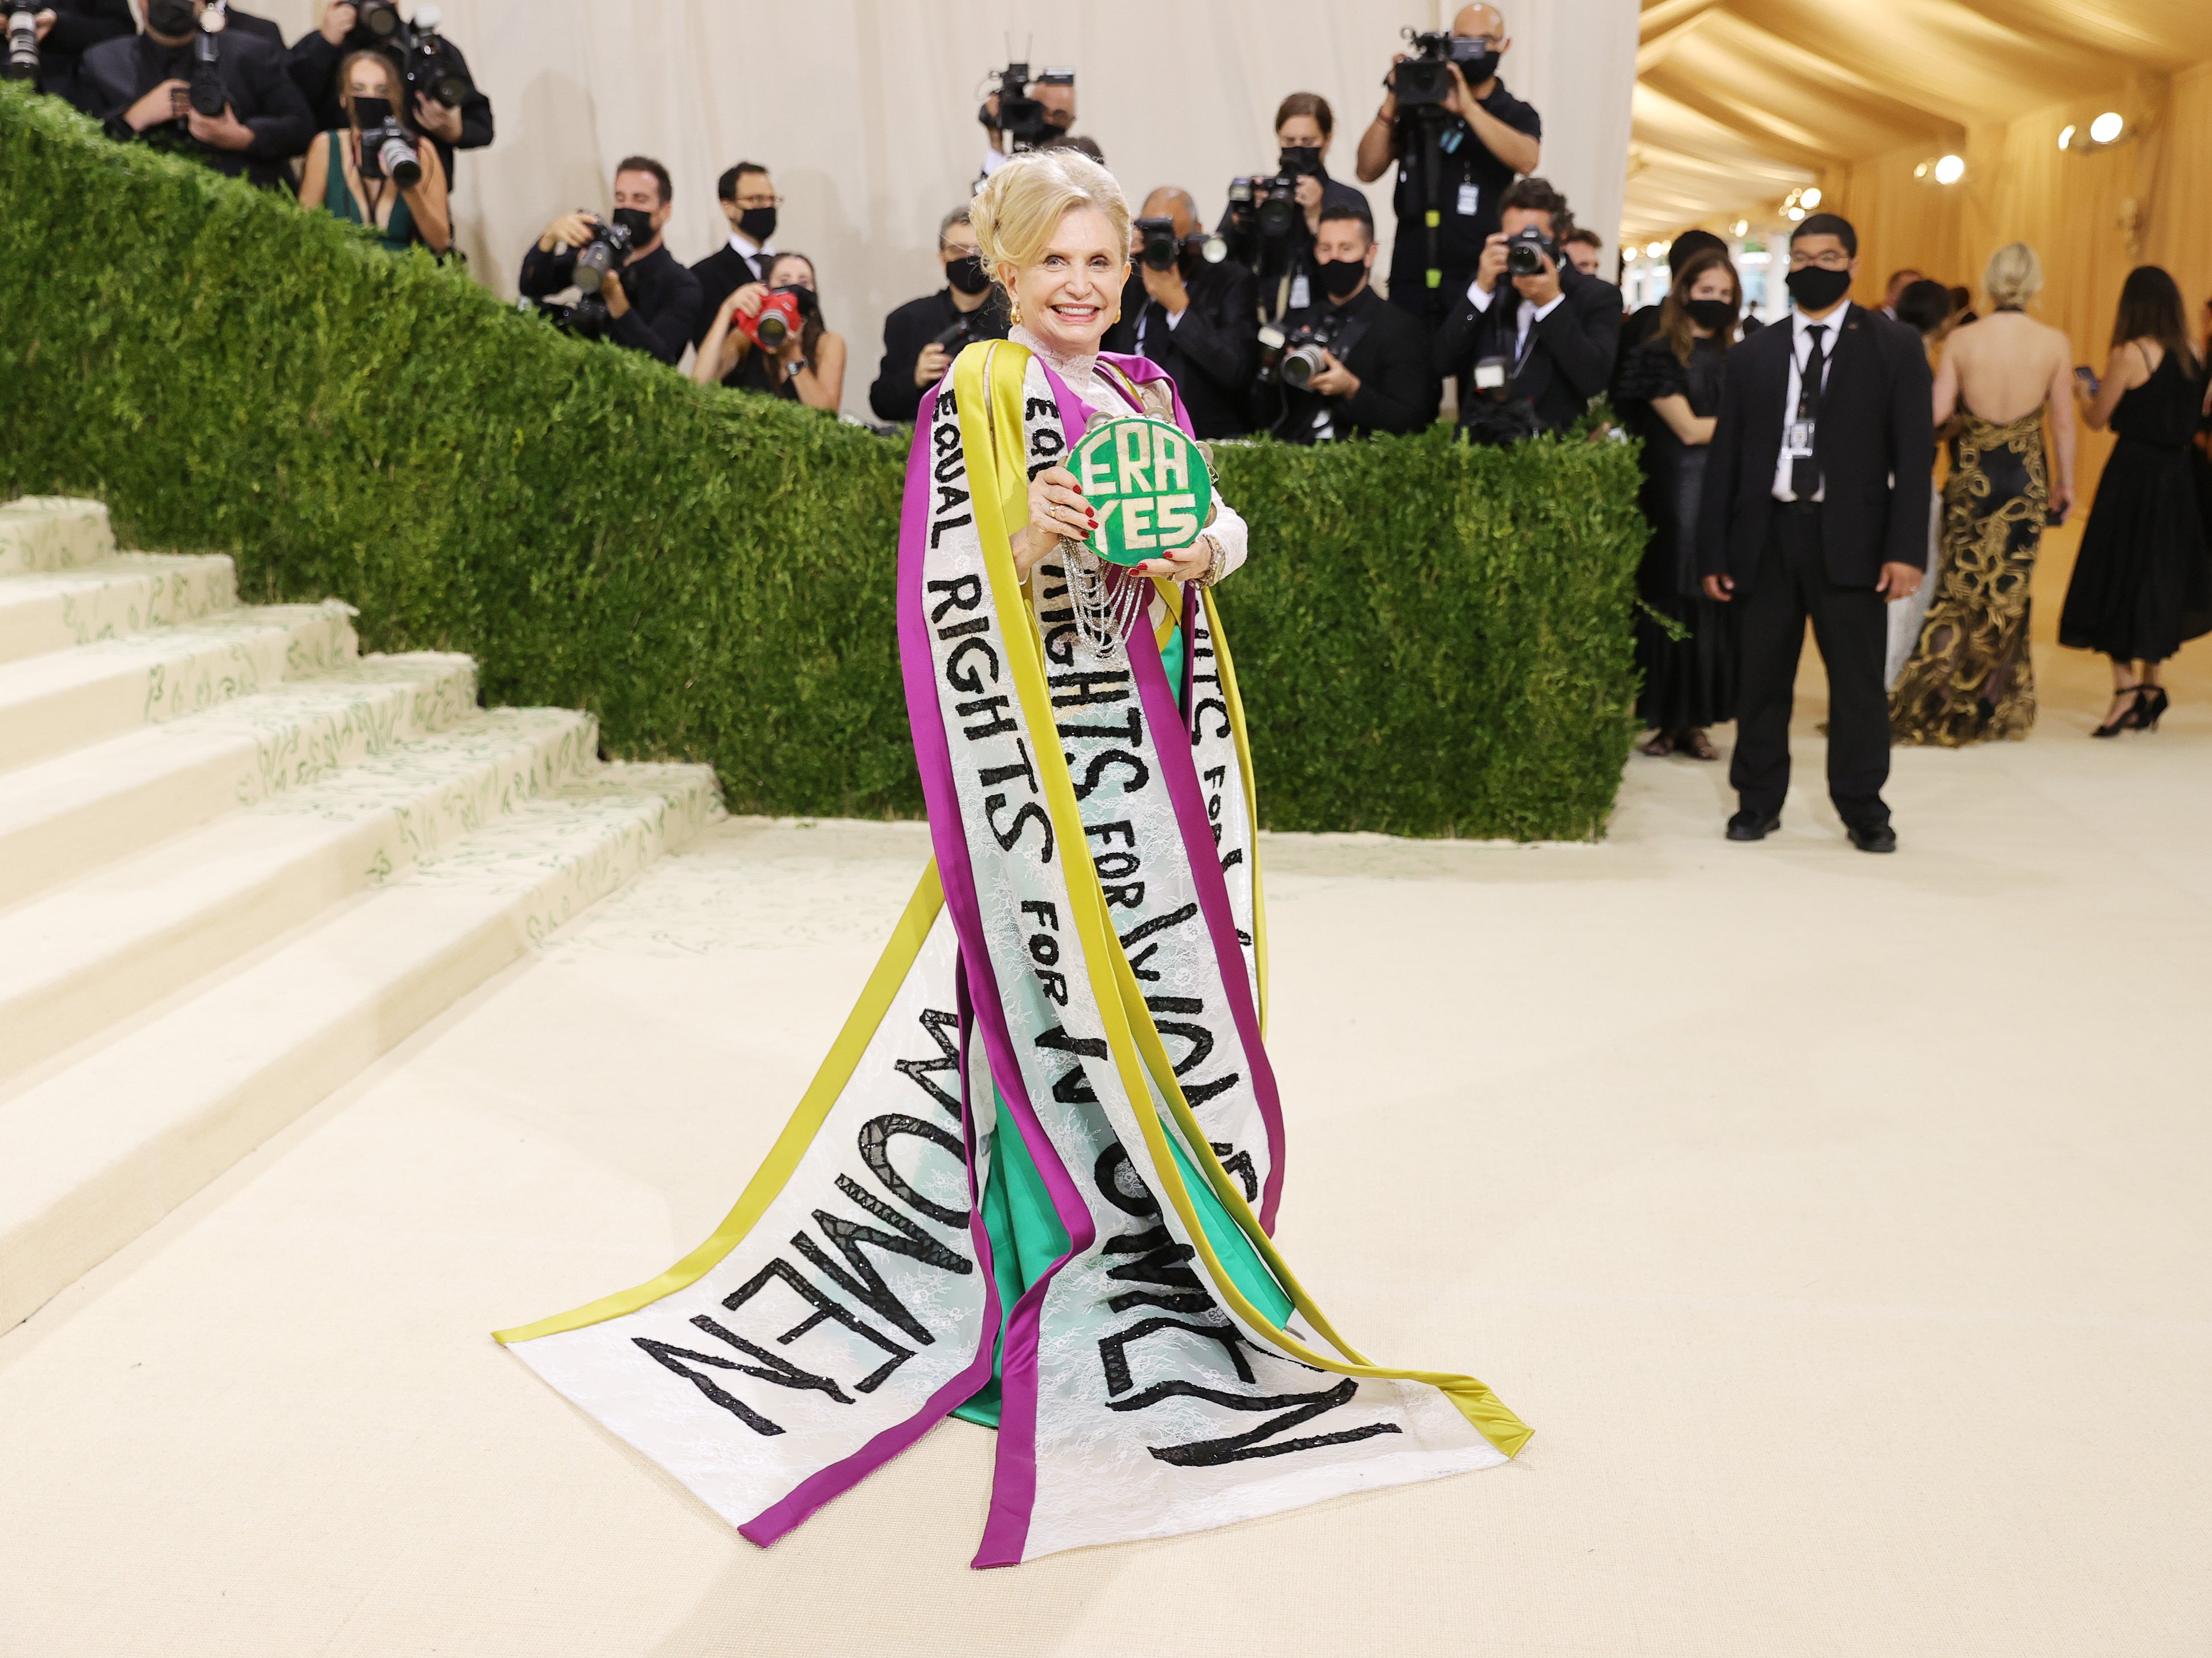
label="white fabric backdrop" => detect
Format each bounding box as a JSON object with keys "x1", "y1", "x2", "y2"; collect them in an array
[{"x1": 255, "y1": 0, "x2": 1636, "y2": 419}]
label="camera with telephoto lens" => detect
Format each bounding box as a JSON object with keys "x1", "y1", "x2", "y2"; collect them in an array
[
  {"x1": 1134, "y1": 216, "x2": 1229, "y2": 275},
  {"x1": 1389, "y1": 26, "x2": 1498, "y2": 105},
  {"x1": 570, "y1": 217, "x2": 637, "y2": 296},
  {"x1": 356, "y1": 2, "x2": 473, "y2": 109},
  {"x1": 980, "y1": 60, "x2": 1073, "y2": 154},
  {"x1": 740, "y1": 283, "x2": 817, "y2": 352},
  {"x1": 187, "y1": 3, "x2": 228, "y2": 117},
  {"x1": 352, "y1": 96, "x2": 421, "y2": 187},
  {"x1": 4, "y1": 0, "x2": 39, "y2": 84},
  {"x1": 1225, "y1": 174, "x2": 1300, "y2": 243},
  {"x1": 1504, "y1": 224, "x2": 1558, "y2": 278},
  {"x1": 1257, "y1": 307, "x2": 1347, "y2": 392}
]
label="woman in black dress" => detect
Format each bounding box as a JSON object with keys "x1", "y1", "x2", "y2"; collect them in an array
[
  {"x1": 691, "y1": 251, "x2": 848, "y2": 412},
  {"x1": 2059, "y1": 266, "x2": 2212, "y2": 734},
  {"x1": 1618, "y1": 247, "x2": 1741, "y2": 759}
]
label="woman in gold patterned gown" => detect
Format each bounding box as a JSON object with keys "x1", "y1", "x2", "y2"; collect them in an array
[{"x1": 1891, "y1": 243, "x2": 2078, "y2": 746}]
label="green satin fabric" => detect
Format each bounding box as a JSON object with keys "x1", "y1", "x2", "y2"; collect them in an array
[{"x1": 953, "y1": 620, "x2": 1290, "y2": 1430}]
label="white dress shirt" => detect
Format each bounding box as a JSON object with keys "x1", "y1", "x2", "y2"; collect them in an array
[
  {"x1": 1771, "y1": 303, "x2": 1848, "y2": 502},
  {"x1": 1464, "y1": 276, "x2": 1565, "y2": 364},
  {"x1": 728, "y1": 231, "x2": 774, "y2": 281}
]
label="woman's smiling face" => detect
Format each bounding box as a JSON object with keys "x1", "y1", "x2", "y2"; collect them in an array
[{"x1": 1006, "y1": 206, "x2": 1126, "y2": 356}]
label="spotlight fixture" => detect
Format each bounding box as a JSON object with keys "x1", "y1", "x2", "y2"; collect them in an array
[
  {"x1": 1933, "y1": 154, "x2": 1965, "y2": 184},
  {"x1": 1731, "y1": 218, "x2": 1749, "y2": 236},
  {"x1": 1800, "y1": 186, "x2": 1822, "y2": 208},
  {"x1": 2057, "y1": 124, "x2": 2075, "y2": 150},
  {"x1": 1786, "y1": 206, "x2": 1804, "y2": 221},
  {"x1": 1645, "y1": 240, "x2": 1664, "y2": 257},
  {"x1": 2090, "y1": 111, "x2": 2123, "y2": 144}
]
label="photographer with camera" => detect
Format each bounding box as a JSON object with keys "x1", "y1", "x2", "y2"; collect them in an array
[
  {"x1": 13, "y1": 0, "x2": 132, "y2": 110},
  {"x1": 868, "y1": 206, "x2": 1010, "y2": 425},
  {"x1": 1355, "y1": 4, "x2": 1541, "y2": 330},
  {"x1": 694, "y1": 251, "x2": 846, "y2": 414},
  {"x1": 81, "y1": 0, "x2": 311, "y2": 190},
  {"x1": 294, "y1": 48, "x2": 448, "y2": 253},
  {"x1": 288, "y1": 1, "x2": 490, "y2": 186},
  {"x1": 690, "y1": 162, "x2": 781, "y2": 350},
  {"x1": 1218, "y1": 93, "x2": 1373, "y2": 322},
  {"x1": 1435, "y1": 177, "x2": 1619, "y2": 440},
  {"x1": 519, "y1": 157, "x2": 703, "y2": 366},
  {"x1": 1097, "y1": 187, "x2": 1260, "y2": 438},
  {"x1": 1261, "y1": 202, "x2": 1435, "y2": 444},
  {"x1": 977, "y1": 61, "x2": 1075, "y2": 183}
]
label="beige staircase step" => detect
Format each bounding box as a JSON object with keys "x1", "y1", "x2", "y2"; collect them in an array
[
  {"x1": 0, "y1": 553, "x2": 240, "y2": 664},
  {"x1": 0, "y1": 602, "x2": 358, "y2": 773},
  {"x1": 0, "y1": 653, "x2": 477, "y2": 909},
  {"x1": 0, "y1": 498, "x2": 115, "y2": 577},
  {"x1": 0, "y1": 707, "x2": 599, "y2": 1085},
  {"x1": 0, "y1": 762, "x2": 721, "y2": 1335}
]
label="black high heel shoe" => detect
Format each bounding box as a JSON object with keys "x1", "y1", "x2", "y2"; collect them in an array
[
  {"x1": 2091, "y1": 686, "x2": 2144, "y2": 738},
  {"x1": 2137, "y1": 686, "x2": 2170, "y2": 730}
]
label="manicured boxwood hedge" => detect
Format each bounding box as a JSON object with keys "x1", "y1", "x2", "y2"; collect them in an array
[{"x1": 0, "y1": 85, "x2": 1645, "y2": 838}]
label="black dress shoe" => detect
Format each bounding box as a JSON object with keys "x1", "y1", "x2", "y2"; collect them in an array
[
  {"x1": 1726, "y1": 810, "x2": 1781, "y2": 842},
  {"x1": 1846, "y1": 823, "x2": 1898, "y2": 854}
]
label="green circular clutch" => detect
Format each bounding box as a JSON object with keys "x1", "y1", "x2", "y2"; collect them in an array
[{"x1": 1069, "y1": 415, "x2": 1214, "y2": 568}]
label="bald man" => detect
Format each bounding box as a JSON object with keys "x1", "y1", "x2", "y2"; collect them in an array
[
  {"x1": 1356, "y1": 2, "x2": 1542, "y2": 327},
  {"x1": 1101, "y1": 185, "x2": 1261, "y2": 437}
]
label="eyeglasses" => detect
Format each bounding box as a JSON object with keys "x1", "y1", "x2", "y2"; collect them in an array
[
  {"x1": 1788, "y1": 248, "x2": 1850, "y2": 270},
  {"x1": 734, "y1": 192, "x2": 783, "y2": 209}
]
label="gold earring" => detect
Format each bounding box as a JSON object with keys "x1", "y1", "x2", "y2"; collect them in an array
[{"x1": 1009, "y1": 292, "x2": 1023, "y2": 326}]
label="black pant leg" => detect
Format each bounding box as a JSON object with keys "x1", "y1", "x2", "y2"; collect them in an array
[
  {"x1": 1728, "y1": 518, "x2": 1811, "y2": 817},
  {"x1": 1804, "y1": 548, "x2": 1893, "y2": 827}
]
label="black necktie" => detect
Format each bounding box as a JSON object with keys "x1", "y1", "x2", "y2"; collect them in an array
[{"x1": 1791, "y1": 323, "x2": 1828, "y2": 501}]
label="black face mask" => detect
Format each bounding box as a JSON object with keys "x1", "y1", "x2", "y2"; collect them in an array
[
  {"x1": 1786, "y1": 264, "x2": 1852, "y2": 311},
  {"x1": 146, "y1": 0, "x2": 197, "y2": 36},
  {"x1": 1279, "y1": 145, "x2": 1322, "y2": 179},
  {"x1": 350, "y1": 95, "x2": 393, "y2": 130},
  {"x1": 610, "y1": 207, "x2": 656, "y2": 245},
  {"x1": 1452, "y1": 39, "x2": 1500, "y2": 86},
  {"x1": 1316, "y1": 256, "x2": 1367, "y2": 301},
  {"x1": 945, "y1": 253, "x2": 990, "y2": 296},
  {"x1": 737, "y1": 206, "x2": 777, "y2": 244},
  {"x1": 1685, "y1": 297, "x2": 1738, "y2": 333}
]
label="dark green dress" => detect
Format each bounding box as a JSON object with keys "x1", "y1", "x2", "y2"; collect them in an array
[{"x1": 315, "y1": 129, "x2": 421, "y2": 254}]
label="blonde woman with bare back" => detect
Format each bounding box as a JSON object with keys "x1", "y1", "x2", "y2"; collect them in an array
[{"x1": 1889, "y1": 242, "x2": 2076, "y2": 745}]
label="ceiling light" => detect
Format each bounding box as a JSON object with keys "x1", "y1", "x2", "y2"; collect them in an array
[
  {"x1": 1913, "y1": 162, "x2": 1928, "y2": 178},
  {"x1": 1786, "y1": 206, "x2": 1805, "y2": 221},
  {"x1": 1934, "y1": 154, "x2": 1965, "y2": 184},
  {"x1": 1800, "y1": 187, "x2": 1822, "y2": 208},
  {"x1": 1645, "y1": 241, "x2": 1664, "y2": 257},
  {"x1": 1731, "y1": 219, "x2": 1749, "y2": 236},
  {"x1": 2057, "y1": 124, "x2": 2075, "y2": 150},
  {"x1": 2090, "y1": 111, "x2": 2124, "y2": 144}
]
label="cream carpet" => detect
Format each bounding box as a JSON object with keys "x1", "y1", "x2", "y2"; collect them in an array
[{"x1": 1, "y1": 641, "x2": 2204, "y2": 1657}]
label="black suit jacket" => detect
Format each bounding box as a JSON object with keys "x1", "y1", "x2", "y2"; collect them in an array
[
  {"x1": 1435, "y1": 264, "x2": 1622, "y2": 433},
  {"x1": 84, "y1": 30, "x2": 315, "y2": 187},
  {"x1": 1101, "y1": 261, "x2": 1260, "y2": 438},
  {"x1": 519, "y1": 241, "x2": 701, "y2": 366},
  {"x1": 868, "y1": 286, "x2": 1011, "y2": 424},
  {"x1": 1697, "y1": 303, "x2": 1935, "y2": 590},
  {"x1": 287, "y1": 23, "x2": 493, "y2": 185},
  {"x1": 689, "y1": 243, "x2": 773, "y2": 349},
  {"x1": 1270, "y1": 285, "x2": 1436, "y2": 442}
]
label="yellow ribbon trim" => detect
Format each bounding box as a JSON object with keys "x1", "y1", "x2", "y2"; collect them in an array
[
  {"x1": 494, "y1": 864, "x2": 946, "y2": 1345},
  {"x1": 1202, "y1": 585, "x2": 1269, "y2": 1035},
  {"x1": 957, "y1": 343, "x2": 1529, "y2": 1457}
]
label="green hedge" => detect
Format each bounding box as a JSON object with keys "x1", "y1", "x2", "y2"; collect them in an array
[{"x1": 0, "y1": 86, "x2": 1645, "y2": 839}]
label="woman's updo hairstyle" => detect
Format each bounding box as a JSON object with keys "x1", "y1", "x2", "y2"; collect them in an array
[
  {"x1": 969, "y1": 149, "x2": 1130, "y2": 291},
  {"x1": 1983, "y1": 241, "x2": 2042, "y2": 310}
]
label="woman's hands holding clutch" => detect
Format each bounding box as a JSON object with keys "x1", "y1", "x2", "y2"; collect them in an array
[{"x1": 1012, "y1": 466, "x2": 1095, "y2": 578}]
